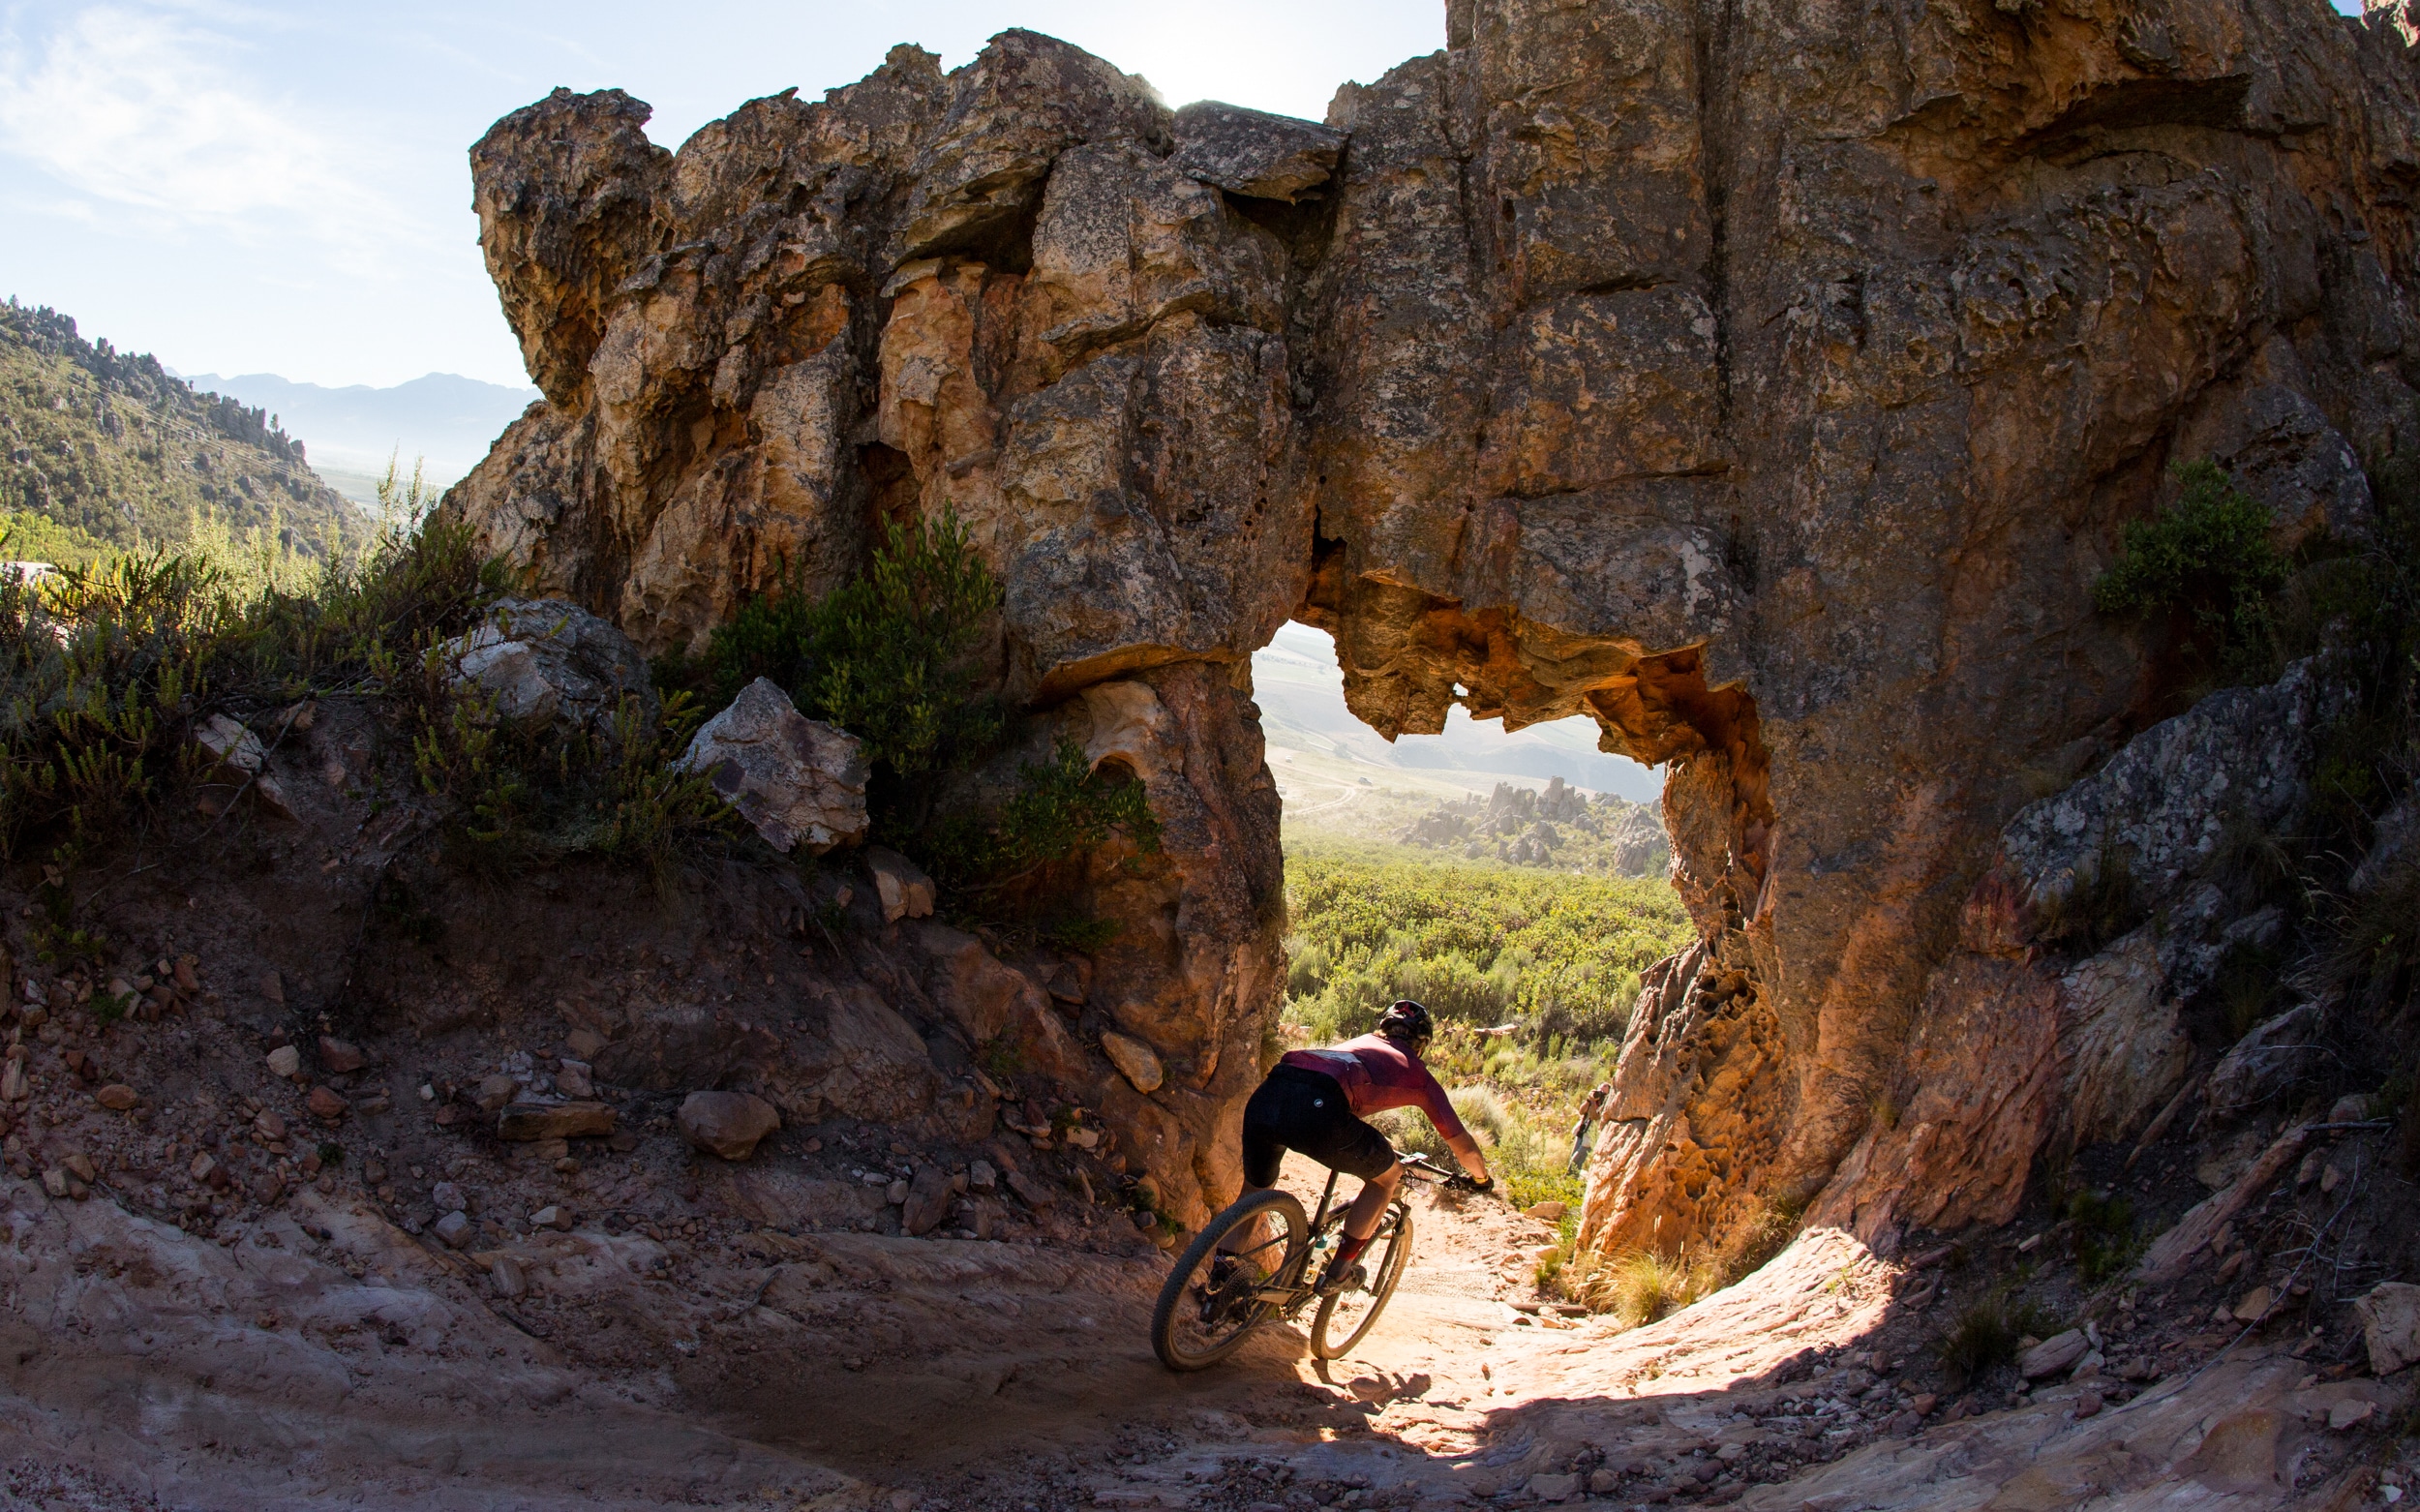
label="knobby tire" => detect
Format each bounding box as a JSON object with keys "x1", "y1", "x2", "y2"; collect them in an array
[
  {"x1": 1310, "y1": 1203, "x2": 1413, "y2": 1359},
  {"x1": 1151, "y1": 1187, "x2": 1309, "y2": 1372}
]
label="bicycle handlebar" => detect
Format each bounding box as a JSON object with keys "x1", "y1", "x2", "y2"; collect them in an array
[{"x1": 1397, "y1": 1151, "x2": 1493, "y2": 1195}]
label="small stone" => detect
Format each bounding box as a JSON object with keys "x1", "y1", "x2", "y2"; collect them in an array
[
  {"x1": 2019, "y1": 1329, "x2": 2090, "y2": 1379},
  {"x1": 564, "y1": 1028, "x2": 605, "y2": 1059},
  {"x1": 555, "y1": 1060, "x2": 593, "y2": 1098},
  {"x1": 1911, "y1": 1393, "x2": 1939, "y2": 1414},
  {"x1": 1005, "y1": 1168, "x2": 1056, "y2": 1209},
  {"x1": 255, "y1": 1109, "x2": 287, "y2": 1139},
  {"x1": 0, "y1": 1060, "x2": 24, "y2": 1102},
  {"x1": 2355, "y1": 1284, "x2": 2420, "y2": 1375},
  {"x1": 432, "y1": 1182, "x2": 467, "y2": 1215},
  {"x1": 95, "y1": 1083, "x2": 136, "y2": 1111},
  {"x1": 1524, "y1": 1473, "x2": 1580, "y2": 1502},
  {"x1": 530, "y1": 1204, "x2": 572, "y2": 1230},
  {"x1": 2233, "y1": 1286, "x2": 2275, "y2": 1322},
  {"x1": 885, "y1": 1179, "x2": 910, "y2": 1205},
  {"x1": 266, "y1": 1045, "x2": 301, "y2": 1078},
  {"x1": 2329, "y1": 1398, "x2": 2376, "y2": 1430},
  {"x1": 490, "y1": 1255, "x2": 528, "y2": 1299},
  {"x1": 188, "y1": 1152, "x2": 217, "y2": 1183},
  {"x1": 864, "y1": 846, "x2": 936, "y2": 922},
  {"x1": 498, "y1": 1101, "x2": 615, "y2": 1141},
  {"x1": 193, "y1": 713, "x2": 263, "y2": 776},
  {"x1": 675, "y1": 1090, "x2": 778, "y2": 1160},
  {"x1": 318, "y1": 1036, "x2": 366, "y2": 1074},
  {"x1": 252, "y1": 773, "x2": 299, "y2": 821},
  {"x1": 40, "y1": 1167, "x2": 66, "y2": 1197},
  {"x1": 968, "y1": 1160, "x2": 997, "y2": 1192},
  {"x1": 2072, "y1": 1391, "x2": 2103, "y2": 1419},
  {"x1": 261, "y1": 971, "x2": 285, "y2": 1005},
  {"x1": 473, "y1": 1074, "x2": 517, "y2": 1113},
  {"x1": 1886, "y1": 1408, "x2": 1921, "y2": 1435},
  {"x1": 1099, "y1": 1030, "x2": 1164, "y2": 1094},
  {"x1": 901, "y1": 1164, "x2": 955, "y2": 1236},
  {"x1": 1715, "y1": 1442, "x2": 1745, "y2": 1463},
  {"x1": 1587, "y1": 1469, "x2": 1619, "y2": 1495},
  {"x1": 433, "y1": 1210, "x2": 473, "y2": 1249},
  {"x1": 1524, "y1": 1199, "x2": 1568, "y2": 1222},
  {"x1": 61, "y1": 1152, "x2": 95, "y2": 1183},
  {"x1": 2330, "y1": 1093, "x2": 2375, "y2": 1123},
  {"x1": 306, "y1": 1086, "x2": 348, "y2": 1120}
]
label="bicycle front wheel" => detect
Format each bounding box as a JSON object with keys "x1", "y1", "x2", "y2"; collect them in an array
[
  {"x1": 1151, "y1": 1187, "x2": 1309, "y2": 1371},
  {"x1": 1310, "y1": 1201, "x2": 1413, "y2": 1359}
]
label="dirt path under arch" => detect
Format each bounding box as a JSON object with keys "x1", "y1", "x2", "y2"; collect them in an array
[{"x1": 0, "y1": 1146, "x2": 2383, "y2": 1511}]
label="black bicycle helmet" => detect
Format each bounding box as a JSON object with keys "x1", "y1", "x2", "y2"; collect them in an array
[{"x1": 1378, "y1": 1000, "x2": 1435, "y2": 1050}]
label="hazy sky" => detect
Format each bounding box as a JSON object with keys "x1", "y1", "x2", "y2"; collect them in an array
[{"x1": 0, "y1": 0, "x2": 1445, "y2": 390}]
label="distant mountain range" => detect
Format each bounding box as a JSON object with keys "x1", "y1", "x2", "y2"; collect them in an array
[
  {"x1": 175, "y1": 370, "x2": 539, "y2": 485},
  {"x1": 1250, "y1": 621, "x2": 1663, "y2": 801}
]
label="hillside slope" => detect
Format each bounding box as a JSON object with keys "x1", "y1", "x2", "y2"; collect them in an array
[{"x1": 0, "y1": 301, "x2": 371, "y2": 565}]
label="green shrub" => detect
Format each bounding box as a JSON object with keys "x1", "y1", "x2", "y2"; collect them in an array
[
  {"x1": 921, "y1": 740, "x2": 1161, "y2": 908},
  {"x1": 2094, "y1": 459, "x2": 2288, "y2": 683},
  {"x1": 706, "y1": 510, "x2": 1002, "y2": 793},
  {"x1": 0, "y1": 517, "x2": 504, "y2": 857}
]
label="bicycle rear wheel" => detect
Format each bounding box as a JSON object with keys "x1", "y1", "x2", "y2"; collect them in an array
[
  {"x1": 1310, "y1": 1202, "x2": 1413, "y2": 1359},
  {"x1": 1151, "y1": 1188, "x2": 1310, "y2": 1371}
]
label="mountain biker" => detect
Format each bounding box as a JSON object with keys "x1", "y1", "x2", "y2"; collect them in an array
[{"x1": 1231, "y1": 1000, "x2": 1493, "y2": 1294}]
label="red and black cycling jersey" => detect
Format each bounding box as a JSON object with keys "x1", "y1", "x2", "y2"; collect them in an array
[{"x1": 1278, "y1": 1034, "x2": 1471, "y2": 1145}]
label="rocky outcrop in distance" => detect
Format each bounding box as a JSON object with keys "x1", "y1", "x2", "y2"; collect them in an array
[{"x1": 445, "y1": 1, "x2": 2420, "y2": 1255}]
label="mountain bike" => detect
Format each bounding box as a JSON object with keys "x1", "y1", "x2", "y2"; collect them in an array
[{"x1": 1149, "y1": 1152, "x2": 1484, "y2": 1371}]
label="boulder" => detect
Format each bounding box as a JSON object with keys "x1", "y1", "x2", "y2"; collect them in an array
[
  {"x1": 676, "y1": 679, "x2": 868, "y2": 853},
  {"x1": 1170, "y1": 101, "x2": 1344, "y2": 203},
  {"x1": 439, "y1": 597, "x2": 658, "y2": 740},
  {"x1": 1999, "y1": 660, "x2": 2337, "y2": 922},
  {"x1": 1100, "y1": 1030, "x2": 1165, "y2": 1094},
  {"x1": 2020, "y1": 1329, "x2": 2090, "y2": 1379},
  {"x1": 497, "y1": 1101, "x2": 615, "y2": 1140},
  {"x1": 2357, "y1": 1283, "x2": 2420, "y2": 1375},
  {"x1": 2207, "y1": 1001, "x2": 2325, "y2": 1117},
  {"x1": 677, "y1": 1090, "x2": 780, "y2": 1160},
  {"x1": 900, "y1": 1164, "x2": 954, "y2": 1236},
  {"x1": 865, "y1": 847, "x2": 935, "y2": 922}
]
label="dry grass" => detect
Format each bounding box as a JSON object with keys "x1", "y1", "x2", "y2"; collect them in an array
[{"x1": 1565, "y1": 1247, "x2": 1721, "y2": 1328}]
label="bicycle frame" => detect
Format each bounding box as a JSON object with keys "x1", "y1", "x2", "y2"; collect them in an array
[{"x1": 1251, "y1": 1154, "x2": 1457, "y2": 1311}]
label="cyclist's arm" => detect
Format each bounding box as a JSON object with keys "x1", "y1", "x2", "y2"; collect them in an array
[
  {"x1": 1413, "y1": 1074, "x2": 1493, "y2": 1185},
  {"x1": 1443, "y1": 1129, "x2": 1491, "y2": 1184}
]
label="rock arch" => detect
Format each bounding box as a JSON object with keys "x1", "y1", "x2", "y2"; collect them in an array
[{"x1": 446, "y1": 1, "x2": 2420, "y2": 1254}]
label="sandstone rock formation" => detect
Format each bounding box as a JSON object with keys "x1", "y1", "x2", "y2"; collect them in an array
[{"x1": 447, "y1": 4, "x2": 2420, "y2": 1254}]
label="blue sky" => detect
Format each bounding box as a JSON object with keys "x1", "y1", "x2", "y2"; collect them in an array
[{"x1": 0, "y1": 1, "x2": 1445, "y2": 389}]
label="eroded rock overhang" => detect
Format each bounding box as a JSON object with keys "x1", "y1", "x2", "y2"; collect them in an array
[{"x1": 443, "y1": 0, "x2": 2420, "y2": 1256}]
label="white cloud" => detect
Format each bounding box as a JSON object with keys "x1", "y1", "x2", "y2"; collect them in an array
[{"x1": 0, "y1": 5, "x2": 412, "y2": 268}]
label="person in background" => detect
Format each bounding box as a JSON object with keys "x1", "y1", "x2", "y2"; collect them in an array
[{"x1": 1567, "y1": 1079, "x2": 1614, "y2": 1175}]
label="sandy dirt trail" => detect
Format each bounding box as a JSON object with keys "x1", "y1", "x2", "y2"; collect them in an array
[{"x1": 0, "y1": 1150, "x2": 2397, "y2": 1510}]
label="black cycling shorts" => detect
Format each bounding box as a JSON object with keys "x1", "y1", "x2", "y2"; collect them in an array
[{"x1": 1241, "y1": 1064, "x2": 1396, "y2": 1188}]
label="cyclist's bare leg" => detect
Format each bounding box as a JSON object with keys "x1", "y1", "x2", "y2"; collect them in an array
[{"x1": 1342, "y1": 1163, "x2": 1402, "y2": 1241}]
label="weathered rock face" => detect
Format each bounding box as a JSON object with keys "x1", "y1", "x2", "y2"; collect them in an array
[{"x1": 447, "y1": 7, "x2": 2420, "y2": 1252}]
